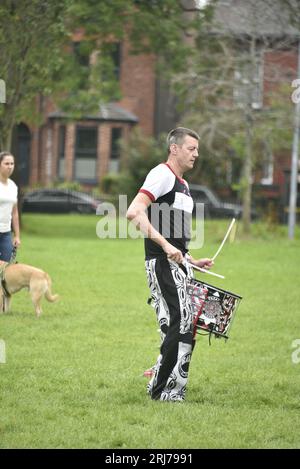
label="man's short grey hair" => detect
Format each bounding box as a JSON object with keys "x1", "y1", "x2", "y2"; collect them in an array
[{"x1": 166, "y1": 127, "x2": 200, "y2": 152}]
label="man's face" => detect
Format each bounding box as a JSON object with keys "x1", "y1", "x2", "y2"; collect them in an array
[{"x1": 172, "y1": 135, "x2": 199, "y2": 172}]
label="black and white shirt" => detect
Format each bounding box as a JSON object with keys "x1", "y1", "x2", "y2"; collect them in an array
[{"x1": 139, "y1": 163, "x2": 193, "y2": 259}]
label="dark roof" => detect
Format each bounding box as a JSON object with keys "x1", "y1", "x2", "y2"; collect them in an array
[
  {"x1": 48, "y1": 102, "x2": 138, "y2": 123},
  {"x1": 207, "y1": 0, "x2": 300, "y2": 39}
]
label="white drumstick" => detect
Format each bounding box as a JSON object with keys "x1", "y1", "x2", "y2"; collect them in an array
[
  {"x1": 212, "y1": 218, "x2": 236, "y2": 261},
  {"x1": 187, "y1": 262, "x2": 225, "y2": 279}
]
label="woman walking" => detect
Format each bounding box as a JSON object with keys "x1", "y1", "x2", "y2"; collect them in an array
[{"x1": 0, "y1": 151, "x2": 21, "y2": 261}]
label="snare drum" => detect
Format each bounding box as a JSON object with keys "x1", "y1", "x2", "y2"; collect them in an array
[{"x1": 186, "y1": 278, "x2": 242, "y2": 340}]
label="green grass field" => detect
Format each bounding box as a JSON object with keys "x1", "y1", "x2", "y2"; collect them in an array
[{"x1": 0, "y1": 214, "x2": 300, "y2": 449}]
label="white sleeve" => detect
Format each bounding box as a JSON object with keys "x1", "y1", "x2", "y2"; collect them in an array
[
  {"x1": 9, "y1": 179, "x2": 18, "y2": 201},
  {"x1": 139, "y1": 164, "x2": 175, "y2": 201}
]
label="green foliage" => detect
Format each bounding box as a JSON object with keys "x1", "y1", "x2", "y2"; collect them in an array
[
  {"x1": 121, "y1": 129, "x2": 167, "y2": 200},
  {"x1": 0, "y1": 0, "x2": 202, "y2": 149},
  {"x1": 53, "y1": 180, "x2": 83, "y2": 192},
  {"x1": 56, "y1": 43, "x2": 122, "y2": 117},
  {"x1": 101, "y1": 172, "x2": 134, "y2": 197},
  {"x1": 100, "y1": 130, "x2": 168, "y2": 202},
  {"x1": 69, "y1": 0, "x2": 200, "y2": 72},
  {"x1": 0, "y1": 0, "x2": 69, "y2": 147}
]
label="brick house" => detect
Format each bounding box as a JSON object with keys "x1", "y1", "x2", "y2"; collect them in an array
[
  {"x1": 207, "y1": 0, "x2": 300, "y2": 218},
  {"x1": 11, "y1": 36, "x2": 160, "y2": 189}
]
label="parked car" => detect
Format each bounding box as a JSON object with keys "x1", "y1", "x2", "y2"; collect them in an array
[
  {"x1": 189, "y1": 184, "x2": 244, "y2": 219},
  {"x1": 21, "y1": 188, "x2": 101, "y2": 214}
]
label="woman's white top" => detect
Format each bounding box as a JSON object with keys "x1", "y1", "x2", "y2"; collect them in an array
[{"x1": 0, "y1": 179, "x2": 18, "y2": 232}]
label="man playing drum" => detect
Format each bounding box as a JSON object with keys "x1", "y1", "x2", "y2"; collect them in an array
[{"x1": 126, "y1": 127, "x2": 213, "y2": 402}]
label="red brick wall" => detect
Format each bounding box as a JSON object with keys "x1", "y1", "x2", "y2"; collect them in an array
[
  {"x1": 65, "y1": 123, "x2": 75, "y2": 182},
  {"x1": 29, "y1": 128, "x2": 40, "y2": 186},
  {"x1": 263, "y1": 49, "x2": 298, "y2": 193},
  {"x1": 29, "y1": 110, "x2": 144, "y2": 186},
  {"x1": 28, "y1": 96, "x2": 62, "y2": 186},
  {"x1": 118, "y1": 39, "x2": 156, "y2": 136},
  {"x1": 51, "y1": 121, "x2": 59, "y2": 181},
  {"x1": 264, "y1": 49, "x2": 297, "y2": 98},
  {"x1": 273, "y1": 151, "x2": 291, "y2": 188},
  {"x1": 25, "y1": 36, "x2": 157, "y2": 186},
  {"x1": 98, "y1": 123, "x2": 111, "y2": 180}
]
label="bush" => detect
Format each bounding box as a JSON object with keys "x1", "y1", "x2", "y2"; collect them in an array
[
  {"x1": 53, "y1": 180, "x2": 83, "y2": 192},
  {"x1": 101, "y1": 173, "x2": 134, "y2": 197},
  {"x1": 121, "y1": 129, "x2": 167, "y2": 200}
]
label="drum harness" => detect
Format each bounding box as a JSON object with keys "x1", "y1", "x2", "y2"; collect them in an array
[
  {"x1": 147, "y1": 218, "x2": 238, "y2": 346},
  {"x1": 146, "y1": 261, "x2": 222, "y2": 346}
]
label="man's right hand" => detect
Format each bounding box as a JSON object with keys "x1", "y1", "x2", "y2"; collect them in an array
[{"x1": 163, "y1": 242, "x2": 184, "y2": 264}]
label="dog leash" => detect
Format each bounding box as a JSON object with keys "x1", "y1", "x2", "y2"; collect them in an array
[
  {"x1": 10, "y1": 246, "x2": 18, "y2": 264},
  {"x1": 0, "y1": 247, "x2": 17, "y2": 312}
]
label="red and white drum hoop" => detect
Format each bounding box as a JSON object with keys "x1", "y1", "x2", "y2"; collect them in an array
[{"x1": 187, "y1": 278, "x2": 242, "y2": 340}]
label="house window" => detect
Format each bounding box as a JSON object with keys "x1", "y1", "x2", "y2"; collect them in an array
[
  {"x1": 74, "y1": 127, "x2": 98, "y2": 182},
  {"x1": 109, "y1": 128, "x2": 122, "y2": 173},
  {"x1": 73, "y1": 41, "x2": 90, "y2": 68},
  {"x1": 102, "y1": 43, "x2": 121, "y2": 83},
  {"x1": 234, "y1": 55, "x2": 264, "y2": 110},
  {"x1": 58, "y1": 125, "x2": 66, "y2": 179}
]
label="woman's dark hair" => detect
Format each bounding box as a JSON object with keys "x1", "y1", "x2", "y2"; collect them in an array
[{"x1": 0, "y1": 151, "x2": 14, "y2": 163}]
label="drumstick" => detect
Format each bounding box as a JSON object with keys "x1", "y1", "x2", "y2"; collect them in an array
[
  {"x1": 187, "y1": 263, "x2": 225, "y2": 279},
  {"x1": 211, "y1": 218, "x2": 236, "y2": 261}
]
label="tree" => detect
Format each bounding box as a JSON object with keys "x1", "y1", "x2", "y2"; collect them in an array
[
  {"x1": 171, "y1": 0, "x2": 299, "y2": 232},
  {"x1": 0, "y1": 0, "x2": 204, "y2": 151},
  {"x1": 0, "y1": 0, "x2": 69, "y2": 149},
  {"x1": 101, "y1": 129, "x2": 167, "y2": 202}
]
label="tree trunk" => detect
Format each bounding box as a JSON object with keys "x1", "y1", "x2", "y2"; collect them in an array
[
  {"x1": 1, "y1": 126, "x2": 13, "y2": 151},
  {"x1": 0, "y1": 107, "x2": 15, "y2": 151},
  {"x1": 0, "y1": 107, "x2": 23, "y2": 226}
]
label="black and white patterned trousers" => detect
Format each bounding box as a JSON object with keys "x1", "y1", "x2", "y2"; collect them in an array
[{"x1": 145, "y1": 257, "x2": 195, "y2": 402}]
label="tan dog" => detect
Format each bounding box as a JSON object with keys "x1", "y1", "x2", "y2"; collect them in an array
[{"x1": 0, "y1": 261, "x2": 58, "y2": 317}]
